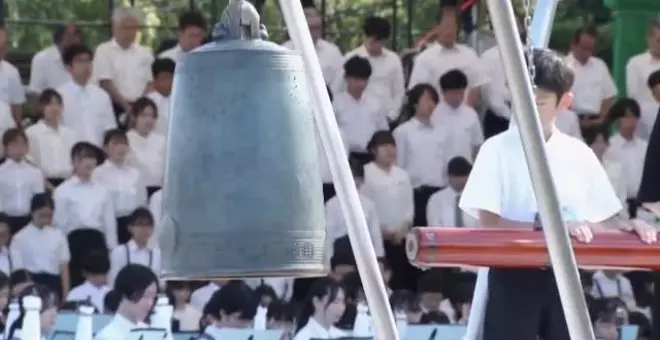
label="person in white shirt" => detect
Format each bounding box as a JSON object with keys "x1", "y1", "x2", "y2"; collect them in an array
[
  {"x1": 200, "y1": 280, "x2": 257, "y2": 337},
  {"x1": 564, "y1": 26, "x2": 617, "y2": 132},
  {"x1": 0, "y1": 28, "x2": 26, "y2": 123},
  {"x1": 293, "y1": 277, "x2": 347, "y2": 340},
  {"x1": 639, "y1": 69, "x2": 660, "y2": 140},
  {"x1": 591, "y1": 270, "x2": 636, "y2": 308},
  {"x1": 407, "y1": 13, "x2": 487, "y2": 108},
  {"x1": 94, "y1": 264, "x2": 158, "y2": 340},
  {"x1": 604, "y1": 98, "x2": 648, "y2": 219},
  {"x1": 190, "y1": 280, "x2": 229, "y2": 312},
  {"x1": 107, "y1": 208, "x2": 161, "y2": 288},
  {"x1": 281, "y1": 4, "x2": 343, "y2": 87},
  {"x1": 159, "y1": 11, "x2": 207, "y2": 63},
  {"x1": 27, "y1": 23, "x2": 82, "y2": 98},
  {"x1": 361, "y1": 130, "x2": 414, "y2": 291},
  {"x1": 417, "y1": 269, "x2": 456, "y2": 324},
  {"x1": 427, "y1": 156, "x2": 477, "y2": 228},
  {"x1": 627, "y1": 18, "x2": 660, "y2": 106},
  {"x1": 65, "y1": 250, "x2": 110, "y2": 312},
  {"x1": 554, "y1": 108, "x2": 583, "y2": 140},
  {"x1": 146, "y1": 58, "x2": 175, "y2": 136},
  {"x1": 459, "y1": 48, "x2": 656, "y2": 340},
  {"x1": 126, "y1": 97, "x2": 166, "y2": 197},
  {"x1": 324, "y1": 158, "x2": 385, "y2": 265},
  {"x1": 0, "y1": 215, "x2": 21, "y2": 276},
  {"x1": 0, "y1": 128, "x2": 46, "y2": 234},
  {"x1": 334, "y1": 17, "x2": 405, "y2": 122},
  {"x1": 93, "y1": 7, "x2": 154, "y2": 122},
  {"x1": 393, "y1": 84, "x2": 448, "y2": 230},
  {"x1": 5, "y1": 284, "x2": 59, "y2": 340},
  {"x1": 58, "y1": 44, "x2": 117, "y2": 147},
  {"x1": 93, "y1": 129, "x2": 147, "y2": 244},
  {"x1": 0, "y1": 101, "x2": 16, "y2": 157},
  {"x1": 53, "y1": 142, "x2": 117, "y2": 287},
  {"x1": 166, "y1": 281, "x2": 202, "y2": 331},
  {"x1": 12, "y1": 193, "x2": 70, "y2": 299},
  {"x1": 26, "y1": 89, "x2": 80, "y2": 189},
  {"x1": 433, "y1": 69, "x2": 484, "y2": 162},
  {"x1": 334, "y1": 56, "x2": 389, "y2": 164}
]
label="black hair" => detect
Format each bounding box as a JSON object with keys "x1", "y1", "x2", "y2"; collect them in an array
[
  {"x1": 104, "y1": 290, "x2": 121, "y2": 313},
  {"x1": 648, "y1": 69, "x2": 660, "y2": 90},
  {"x1": 417, "y1": 269, "x2": 445, "y2": 294},
  {"x1": 152, "y1": 58, "x2": 176, "y2": 78},
  {"x1": 420, "y1": 311, "x2": 450, "y2": 324},
  {"x1": 344, "y1": 56, "x2": 372, "y2": 80},
  {"x1": 447, "y1": 156, "x2": 472, "y2": 177},
  {"x1": 103, "y1": 128, "x2": 128, "y2": 146},
  {"x1": 165, "y1": 281, "x2": 190, "y2": 307},
  {"x1": 439, "y1": 69, "x2": 468, "y2": 91},
  {"x1": 38, "y1": 89, "x2": 62, "y2": 108},
  {"x1": 7, "y1": 284, "x2": 57, "y2": 340},
  {"x1": 362, "y1": 16, "x2": 390, "y2": 40},
  {"x1": 62, "y1": 44, "x2": 92, "y2": 66},
  {"x1": 129, "y1": 207, "x2": 155, "y2": 227},
  {"x1": 301, "y1": 0, "x2": 316, "y2": 9},
  {"x1": 531, "y1": 48, "x2": 575, "y2": 99},
  {"x1": 254, "y1": 284, "x2": 278, "y2": 306},
  {"x1": 0, "y1": 213, "x2": 9, "y2": 227},
  {"x1": 295, "y1": 277, "x2": 344, "y2": 333},
  {"x1": 267, "y1": 300, "x2": 295, "y2": 323},
  {"x1": 113, "y1": 264, "x2": 158, "y2": 301},
  {"x1": 401, "y1": 83, "x2": 439, "y2": 122},
  {"x1": 582, "y1": 124, "x2": 610, "y2": 146},
  {"x1": 70, "y1": 141, "x2": 99, "y2": 162},
  {"x1": 341, "y1": 271, "x2": 363, "y2": 302},
  {"x1": 1, "y1": 128, "x2": 27, "y2": 148},
  {"x1": 178, "y1": 11, "x2": 207, "y2": 31},
  {"x1": 9, "y1": 270, "x2": 32, "y2": 289},
  {"x1": 571, "y1": 25, "x2": 599, "y2": 44},
  {"x1": 609, "y1": 97, "x2": 641, "y2": 121},
  {"x1": 647, "y1": 16, "x2": 660, "y2": 36},
  {"x1": 203, "y1": 280, "x2": 257, "y2": 321},
  {"x1": 130, "y1": 97, "x2": 159, "y2": 127},
  {"x1": 331, "y1": 236, "x2": 356, "y2": 270},
  {"x1": 30, "y1": 193, "x2": 54, "y2": 213},
  {"x1": 367, "y1": 130, "x2": 396, "y2": 154},
  {"x1": 81, "y1": 250, "x2": 110, "y2": 275},
  {"x1": 348, "y1": 157, "x2": 364, "y2": 179}
]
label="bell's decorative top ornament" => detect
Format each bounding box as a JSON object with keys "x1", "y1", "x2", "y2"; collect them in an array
[{"x1": 160, "y1": 0, "x2": 326, "y2": 279}]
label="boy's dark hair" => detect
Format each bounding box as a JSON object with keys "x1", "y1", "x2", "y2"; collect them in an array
[
  {"x1": 266, "y1": 300, "x2": 295, "y2": 322},
  {"x1": 331, "y1": 236, "x2": 356, "y2": 269},
  {"x1": 439, "y1": 69, "x2": 468, "y2": 91},
  {"x1": 389, "y1": 290, "x2": 421, "y2": 313},
  {"x1": 349, "y1": 157, "x2": 365, "y2": 179},
  {"x1": 344, "y1": 56, "x2": 372, "y2": 80},
  {"x1": 131, "y1": 96, "x2": 159, "y2": 119},
  {"x1": 647, "y1": 69, "x2": 660, "y2": 90},
  {"x1": 9, "y1": 270, "x2": 32, "y2": 287},
  {"x1": 2, "y1": 128, "x2": 27, "y2": 148},
  {"x1": 447, "y1": 156, "x2": 472, "y2": 177},
  {"x1": 152, "y1": 58, "x2": 176, "y2": 78},
  {"x1": 38, "y1": 89, "x2": 62, "y2": 107},
  {"x1": 204, "y1": 280, "x2": 258, "y2": 320},
  {"x1": 178, "y1": 11, "x2": 206, "y2": 31},
  {"x1": 103, "y1": 128, "x2": 128, "y2": 146},
  {"x1": 582, "y1": 124, "x2": 610, "y2": 146},
  {"x1": 420, "y1": 310, "x2": 450, "y2": 324},
  {"x1": 113, "y1": 264, "x2": 158, "y2": 301},
  {"x1": 532, "y1": 48, "x2": 574, "y2": 99},
  {"x1": 571, "y1": 25, "x2": 599, "y2": 44},
  {"x1": 129, "y1": 207, "x2": 155, "y2": 227},
  {"x1": 81, "y1": 250, "x2": 110, "y2": 275},
  {"x1": 254, "y1": 284, "x2": 277, "y2": 303},
  {"x1": 341, "y1": 271, "x2": 363, "y2": 302},
  {"x1": 30, "y1": 193, "x2": 55, "y2": 213},
  {"x1": 70, "y1": 141, "x2": 99, "y2": 162},
  {"x1": 62, "y1": 44, "x2": 92, "y2": 66},
  {"x1": 362, "y1": 16, "x2": 390, "y2": 40},
  {"x1": 609, "y1": 97, "x2": 640, "y2": 121},
  {"x1": 103, "y1": 290, "x2": 121, "y2": 313},
  {"x1": 367, "y1": 130, "x2": 396, "y2": 152}
]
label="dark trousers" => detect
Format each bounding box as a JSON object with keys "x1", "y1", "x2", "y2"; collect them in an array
[
  {"x1": 484, "y1": 268, "x2": 569, "y2": 340},
  {"x1": 117, "y1": 215, "x2": 132, "y2": 245},
  {"x1": 413, "y1": 186, "x2": 442, "y2": 227},
  {"x1": 322, "y1": 183, "x2": 336, "y2": 203},
  {"x1": 68, "y1": 229, "x2": 108, "y2": 287},
  {"x1": 627, "y1": 198, "x2": 639, "y2": 219},
  {"x1": 47, "y1": 178, "x2": 65, "y2": 189},
  {"x1": 6, "y1": 215, "x2": 30, "y2": 235},
  {"x1": 147, "y1": 186, "x2": 161, "y2": 198},
  {"x1": 112, "y1": 101, "x2": 131, "y2": 129},
  {"x1": 30, "y1": 272, "x2": 62, "y2": 299},
  {"x1": 483, "y1": 109, "x2": 509, "y2": 139},
  {"x1": 385, "y1": 240, "x2": 420, "y2": 291}
]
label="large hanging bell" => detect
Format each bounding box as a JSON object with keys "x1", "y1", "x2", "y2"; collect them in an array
[{"x1": 159, "y1": 0, "x2": 326, "y2": 279}]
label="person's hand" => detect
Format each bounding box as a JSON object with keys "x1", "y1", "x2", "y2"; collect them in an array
[
  {"x1": 630, "y1": 219, "x2": 658, "y2": 244},
  {"x1": 567, "y1": 221, "x2": 594, "y2": 243}
]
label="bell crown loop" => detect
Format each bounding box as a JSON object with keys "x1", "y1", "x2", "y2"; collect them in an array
[{"x1": 212, "y1": 0, "x2": 269, "y2": 42}]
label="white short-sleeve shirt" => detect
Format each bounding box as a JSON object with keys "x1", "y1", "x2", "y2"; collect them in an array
[{"x1": 459, "y1": 127, "x2": 622, "y2": 224}]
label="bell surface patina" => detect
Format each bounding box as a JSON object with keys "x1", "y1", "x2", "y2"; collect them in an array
[{"x1": 160, "y1": 0, "x2": 326, "y2": 279}]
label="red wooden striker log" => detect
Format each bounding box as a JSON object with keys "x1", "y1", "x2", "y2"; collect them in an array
[{"x1": 406, "y1": 227, "x2": 660, "y2": 270}]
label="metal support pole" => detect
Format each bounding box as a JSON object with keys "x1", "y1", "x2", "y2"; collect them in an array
[
  {"x1": 278, "y1": 2, "x2": 399, "y2": 340},
  {"x1": 528, "y1": 0, "x2": 559, "y2": 49},
  {"x1": 484, "y1": 1, "x2": 595, "y2": 340}
]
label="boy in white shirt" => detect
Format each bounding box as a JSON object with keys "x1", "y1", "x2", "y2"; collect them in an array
[
  {"x1": 108, "y1": 208, "x2": 161, "y2": 288},
  {"x1": 146, "y1": 58, "x2": 175, "y2": 135},
  {"x1": 66, "y1": 250, "x2": 110, "y2": 312},
  {"x1": 459, "y1": 48, "x2": 656, "y2": 340},
  {"x1": 0, "y1": 214, "x2": 21, "y2": 276},
  {"x1": 432, "y1": 69, "x2": 484, "y2": 162},
  {"x1": 427, "y1": 156, "x2": 475, "y2": 228}
]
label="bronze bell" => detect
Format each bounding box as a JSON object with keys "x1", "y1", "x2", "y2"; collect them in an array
[{"x1": 159, "y1": 0, "x2": 326, "y2": 279}]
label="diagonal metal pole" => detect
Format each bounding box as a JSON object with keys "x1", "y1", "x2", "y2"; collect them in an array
[
  {"x1": 278, "y1": 1, "x2": 399, "y2": 340},
  {"x1": 482, "y1": 0, "x2": 595, "y2": 339}
]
